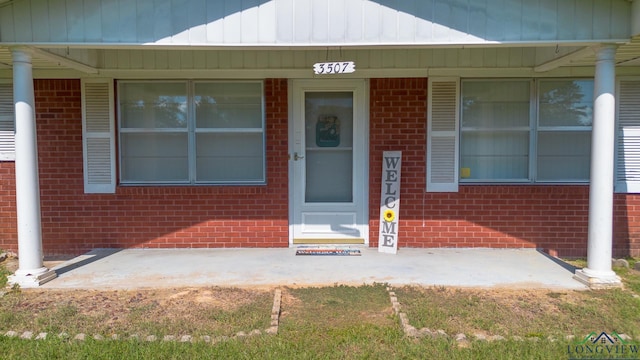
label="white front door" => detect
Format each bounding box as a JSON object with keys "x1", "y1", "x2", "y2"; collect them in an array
[{"x1": 289, "y1": 79, "x2": 368, "y2": 245}]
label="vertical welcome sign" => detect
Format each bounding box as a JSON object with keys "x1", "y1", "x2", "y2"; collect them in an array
[{"x1": 378, "y1": 151, "x2": 401, "y2": 254}]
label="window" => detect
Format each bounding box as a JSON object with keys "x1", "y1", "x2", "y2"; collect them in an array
[
  {"x1": 459, "y1": 79, "x2": 593, "y2": 183},
  {"x1": 460, "y1": 80, "x2": 531, "y2": 181},
  {"x1": 118, "y1": 81, "x2": 265, "y2": 185},
  {"x1": 537, "y1": 80, "x2": 593, "y2": 181}
]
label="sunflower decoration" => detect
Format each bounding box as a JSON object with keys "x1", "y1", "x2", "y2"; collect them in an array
[{"x1": 383, "y1": 209, "x2": 396, "y2": 222}]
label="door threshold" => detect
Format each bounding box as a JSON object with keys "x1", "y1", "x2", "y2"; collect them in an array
[{"x1": 293, "y1": 238, "x2": 365, "y2": 245}]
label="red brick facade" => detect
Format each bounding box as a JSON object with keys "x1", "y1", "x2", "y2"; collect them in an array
[
  {"x1": 1, "y1": 79, "x2": 289, "y2": 255},
  {"x1": 0, "y1": 78, "x2": 638, "y2": 257},
  {"x1": 367, "y1": 78, "x2": 639, "y2": 258},
  {"x1": 0, "y1": 162, "x2": 17, "y2": 251}
]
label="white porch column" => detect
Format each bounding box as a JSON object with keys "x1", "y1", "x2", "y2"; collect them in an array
[
  {"x1": 7, "y1": 48, "x2": 56, "y2": 288},
  {"x1": 574, "y1": 45, "x2": 621, "y2": 288}
]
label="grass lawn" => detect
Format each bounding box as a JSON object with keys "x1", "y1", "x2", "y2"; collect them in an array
[{"x1": 0, "y1": 257, "x2": 639, "y2": 359}]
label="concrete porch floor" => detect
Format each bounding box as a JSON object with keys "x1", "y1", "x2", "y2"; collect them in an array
[{"x1": 39, "y1": 247, "x2": 588, "y2": 290}]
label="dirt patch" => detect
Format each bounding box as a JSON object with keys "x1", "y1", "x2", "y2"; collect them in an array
[
  {"x1": 0, "y1": 279, "x2": 274, "y2": 336},
  {"x1": 2, "y1": 257, "x2": 18, "y2": 273}
]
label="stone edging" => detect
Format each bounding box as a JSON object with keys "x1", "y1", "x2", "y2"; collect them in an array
[
  {"x1": 1, "y1": 288, "x2": 283, "y2": 344},
  {"x1": 3, "y1": 286, "x2": 636, "y2": 346},
  {"x1": 386, "y1": 286, "x2": 636, "y2": 346}
]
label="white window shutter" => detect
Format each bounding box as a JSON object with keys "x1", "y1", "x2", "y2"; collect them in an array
[
  {"x1": 616, "y1": 79, "x2": 640, "y2": 193},
  {"x1": 82, "y1": 79, "x2": 116, "y2": 194},
  {"x1": 0, "y1": 83, "x2": 15, "y2": 161},
  {"x1": 427, "y1": 78, "x2": 460, "y2": 192}
]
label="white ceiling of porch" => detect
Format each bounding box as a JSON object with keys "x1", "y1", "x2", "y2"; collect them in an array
[{"x1": 1, "y1": 39, "x2": 640, "y2": 76}]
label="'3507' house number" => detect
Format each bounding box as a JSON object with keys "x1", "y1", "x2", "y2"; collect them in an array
[{"x1": 313, "y1": 61, "x2": 356, "y2": 75}]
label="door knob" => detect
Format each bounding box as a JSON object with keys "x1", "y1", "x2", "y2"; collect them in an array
[{"x1": 294, "y1": 152, "x2": 304, "y2": 161}]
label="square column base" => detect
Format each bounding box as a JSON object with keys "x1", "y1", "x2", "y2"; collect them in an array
[
  {"x1": 574, "y1": 269, "x2": 622, "y2": 289},
  {"x1": 8, "y1": 269, "x2": 57, "y2": 288}
]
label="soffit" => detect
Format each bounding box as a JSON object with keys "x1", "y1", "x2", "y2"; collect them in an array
[{"x1": 1, "y1": 41, "x2": 640, "y2": 73}]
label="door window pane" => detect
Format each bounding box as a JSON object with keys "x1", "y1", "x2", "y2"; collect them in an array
[
  {"x1": 305, "y1": 151, "x2": 353, "y2": 202},
  {"x1": 304, "y1": 92, "x2": 354, "y2": 202}
]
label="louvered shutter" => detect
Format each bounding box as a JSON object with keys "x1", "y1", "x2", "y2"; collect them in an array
[
  {"x1": 82, "y1": 79, "x2": 115, "y2": 194},
  {"x1": 427, "y1": 78, "x2": 459, "y2": 192},
  {"x1": 0, "y1": 83, "x2": 14, "y2": 161},
  {"x1": 616, "y1": 79, "x2": 640, "y2": 193}
]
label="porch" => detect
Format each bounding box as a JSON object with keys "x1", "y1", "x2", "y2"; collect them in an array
[
  {"x1": 39, "y1": 248, "x2": 587, "y2": 290},
  {"x1": 3, "y1": 0, "x2": 638, "y2": 290}
]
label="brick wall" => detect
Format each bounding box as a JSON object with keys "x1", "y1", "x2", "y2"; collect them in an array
[
  {"x1": 1, "y1": 78, "x2": 290, "y2": 256},
  {"x1": 1, "y1": 77, "x2": 639, "y2": 257},
  {"x1": 368, "y1": 78, "x2": 639, "y2": 258},
  {"x1": 368, "y1": 78, "x2": 429, "y2": 248},
  {"x1": 0, "y1": 162, "x2": 17, "y2": 253},
  {"x1": 614, "y1": 195, "x2": 640, "y2": 257}
]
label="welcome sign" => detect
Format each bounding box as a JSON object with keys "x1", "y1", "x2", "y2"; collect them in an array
[{"x1": 378, "y1": 151, "x2": 402, "y2": 254}]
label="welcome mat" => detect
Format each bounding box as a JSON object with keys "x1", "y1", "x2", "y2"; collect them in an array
[{"x1": 295, "y1": 246, "x2": 361, "y2": 256}]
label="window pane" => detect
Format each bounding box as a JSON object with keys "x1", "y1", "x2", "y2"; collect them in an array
[
  {"x1": 461, "y1": 131, "x2": 529, "y2": 180},
  {"x1": 195, "y1": 82, "x2": 263, "y2": 129},
  {"x1": 539, "y1": 80, "x2": 593, "y2": 127},
  {"x1": 196, "y1": 133, "x2": 264, "y2": 182},
  {"x1": 537, "y1": 131, "x2": 591, "y2": 181},
  {"x1": 462, "y1": 81, "x2": 530, "y2": 128},
  {"x1": 460, "y1": 80, "x2": 531, "y2": 181},
  {"x1": 119, "y1": 83, "x2": 187, "y2": 129},
  {"x1": 121, "y1": 133, "x2": 188, "y2": 182}
]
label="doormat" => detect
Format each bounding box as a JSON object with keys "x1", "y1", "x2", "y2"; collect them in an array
[{"x1": 295, "y1": 246, "x2": 361, "y2": 256}]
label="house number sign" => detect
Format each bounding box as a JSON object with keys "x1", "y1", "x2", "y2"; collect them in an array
[{"x1": 313, "y1": 61, "x2": 356, "y2": 75}]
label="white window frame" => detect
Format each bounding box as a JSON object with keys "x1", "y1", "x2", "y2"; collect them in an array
[
  {"x1": 117, "y1": 80, "x2": 266, "y2": 186},
  {"x1": 458, "y1": 78, "x2": 593, "y2": 184}
]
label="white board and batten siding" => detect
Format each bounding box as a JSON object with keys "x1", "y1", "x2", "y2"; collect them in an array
[
  {"x1": 0, "y1": 0, "x2": 631, "y2": 46},
  {"x1": 81, "y1": 79, "x2": 116, "y2": 194}
]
